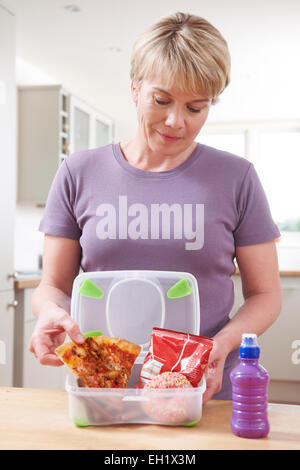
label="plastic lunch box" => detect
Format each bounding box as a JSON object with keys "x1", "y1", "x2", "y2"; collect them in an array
[{"x1": 66, "y1": 270, "x2": 206, "y2": 427}]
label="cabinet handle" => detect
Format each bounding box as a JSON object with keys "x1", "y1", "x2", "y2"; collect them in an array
[
  {"x1": 282, "y1": 286, "x2": 300, "y2": 291},
  {"x1": 7, "y1": 272, "x2": 17, "y2": 280},
  {"x1": 7, "y1": 300, "x2": 18, "y2": 309}
]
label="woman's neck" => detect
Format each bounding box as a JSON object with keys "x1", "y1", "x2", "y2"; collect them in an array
[{"x1": 120, "y1": 135, "x2": 197, "y2": 172}]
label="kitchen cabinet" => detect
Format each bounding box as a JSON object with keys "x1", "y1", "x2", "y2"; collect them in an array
[
  {"x1": 231, "y1": 274, "x2": 300, "y2": 403},
  {"x1": 69, "y1": 93, "x2": 114, "y2": 154},
  {"x1": 0, "y1": 5, "x2": 16, "y2": 387},
  {"x1": 17, "y1": 85, "x2": 114, "y2": 206},
  {"x1": 0, "y1": 291, "x2": 15, "y2": 386},
  {"x1": 0, "y1": 5, "x2": 15, "y2": 292},
  {"x1": 17, "y1": 85, "x2": 67, "y2": 206},
  {"x1": 14, "y1": 286, "x2": 66, "y2": 390}
]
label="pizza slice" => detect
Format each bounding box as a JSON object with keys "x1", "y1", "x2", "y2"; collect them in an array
[{"x1": 55, "y1": 336, "x2": 141, "y2": 388}]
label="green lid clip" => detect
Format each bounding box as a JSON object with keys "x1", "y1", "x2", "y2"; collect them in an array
[
  {"x1": 73, "y1": 417, "x2": 89, "y2": 427},
  {"x1": 182, "y1": 420, "x2": 199, "y2": 427},
  {"x1": 167, "y1": 279, "x2": 193, "y2": 299},
  {"x1": 79, "y1": 279, "x2": 104, "y2": 299},
  {"x1": 84, "y1": 330, "x2": 103, "y2": 338}
]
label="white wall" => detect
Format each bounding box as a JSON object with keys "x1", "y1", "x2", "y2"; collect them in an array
[
  {"x1": 73, "y1": 0, "x2": 300, "y2": 141},
  {"x1": 14, "y1": 204, "x2": 44, "y2": 271},
  {"x1": 13, "y1": 0, "x2": 300, "y2": 270}
]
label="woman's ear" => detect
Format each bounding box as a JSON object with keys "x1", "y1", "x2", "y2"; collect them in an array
[{"x1": 131, "y1": 81, "x2": 139, "y2": 105}]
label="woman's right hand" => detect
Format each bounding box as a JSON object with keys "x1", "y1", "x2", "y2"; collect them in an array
[{"x1": 28, "y1": 300, "x2": 85, "y2": 366}]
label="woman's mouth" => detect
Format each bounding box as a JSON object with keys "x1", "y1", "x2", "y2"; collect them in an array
[{"x1": 156, "y1": 131, "x2": 181, "y2": 143}]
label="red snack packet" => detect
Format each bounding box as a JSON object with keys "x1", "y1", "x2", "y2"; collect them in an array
[{"x1": 139, "y1": 327, "x2": 214, "y2": 388}]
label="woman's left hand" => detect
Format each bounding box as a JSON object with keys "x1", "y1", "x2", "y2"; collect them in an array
[{"x1": 202, "y1": 337, "x2": 229, "y2": 405}]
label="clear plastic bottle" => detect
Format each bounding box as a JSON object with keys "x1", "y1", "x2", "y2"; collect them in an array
[{"x1": 230, "y1": 333, "x2": 270, "y2": 438}]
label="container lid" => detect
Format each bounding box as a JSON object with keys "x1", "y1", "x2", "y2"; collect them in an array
[{"x1": 71, "y1": 270, "x2": 200, "y2": 359}]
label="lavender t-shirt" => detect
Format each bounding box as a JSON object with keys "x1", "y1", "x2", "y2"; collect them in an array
[{"x1": 39, "y1": 142, "x2": 280, "y2": 399}]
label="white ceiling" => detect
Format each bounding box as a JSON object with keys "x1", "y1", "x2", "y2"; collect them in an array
[
  {"x1": 5, "y1": 0, "x2": 237, "y2": 93},
  {"x1": 2, "y1": 0, "x2": 300, "y2": 140}
]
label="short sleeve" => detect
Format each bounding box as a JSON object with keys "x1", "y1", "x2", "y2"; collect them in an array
[
  {"x1": 233, "y1": 163, "x2": 280, "y2": 246},
  {"x1": 39, "y1": 159, "x2": 81, "y2": 240}
]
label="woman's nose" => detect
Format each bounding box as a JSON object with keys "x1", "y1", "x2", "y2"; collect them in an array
[{"x1": 164, "y1": 107, "x2": 184, "y2": 129}]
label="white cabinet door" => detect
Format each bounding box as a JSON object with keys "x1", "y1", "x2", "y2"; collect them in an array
[
  {"x1": 259, "y1": 277, "x2": 300, "y2": 382},
  {"x1": 20, "y1": 288, "x2": 66, "y2": 390},
  {"x1": 95, "y1": 117, "x2": 110, "y2": 147},
  {"x1": 23, "y1": 319, "x2": 66, "y2": 390},
  {"x1": 72, "y1": 105, "x2": 90, "y2": 152},
  {"x1": 230, "y1": 274, "x2": 243, "y2": 319},
  {"x1": 231, "y1": 274, "x2": 300, "y2": 382},
  {"x1": 0, "y1": 290, "x2": 15, "y2": 386},
  {"x1": 69, "y1": 95, "x2": 114, "y2": 154},
  {"x1": 0, "y1": 6, "x2": 16, "y2": 291},
  {"x1": 17, "y1": 86, "x2": 61, "y2": 205}
]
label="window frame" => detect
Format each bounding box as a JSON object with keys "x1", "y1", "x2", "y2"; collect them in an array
[{"x1": 198, "y1": 119, "x2": 300, "y2": 247}]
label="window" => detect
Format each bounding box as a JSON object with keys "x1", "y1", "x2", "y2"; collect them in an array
[
  {"x1": 74, "y1": 107, "x2": 90, "y2": 152},
  {"x1": 255, "y1": 130, "x2": 300, "y2": 232},
  {"x1": 196, "y1": 132, "x2": 246, "y2": 158},
  {"x1": 197, "y1": 121, "x2": 300, "y2": 246}
]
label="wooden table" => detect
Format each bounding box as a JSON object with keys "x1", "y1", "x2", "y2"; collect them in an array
[{"x1": 0, "y1": 387, "x2": 299, "y2": 450}]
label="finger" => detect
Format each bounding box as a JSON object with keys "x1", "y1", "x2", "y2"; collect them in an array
[
  {"x1": 28, "y1": 338, "x2": 37, "y2": 357},
  {"x1": 60, "y1": 316, "x2": 84, "y2": 344},
  {"x1": 202, "y1": 373, "x2": 216, "y2": 406},
  {"x1": 203, "y1": 386, "x2": 215, "y2": 406},
  {"x1": 36, "y1": 343, "x2": 63, "y2": 366},
  {"x1": 29, "y1": 335, "x2": 64, "y2": 366},
  {"x1": 28, "y1": 336, "x2": 41, "y2": 359},
  {"x1": 39, "y1": 353, "x2": 64, "y2": 367},
  {"x1": 32, "y1": 339, "x2": 53, "y2": 362}
]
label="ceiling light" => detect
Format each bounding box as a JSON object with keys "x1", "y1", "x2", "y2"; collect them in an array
[
  {"x1": 109, "y1": 46, "x2": 123, "y2": 53},
  {"x1": 64, "y1": 5, "x2": 81, "y2": 13}
]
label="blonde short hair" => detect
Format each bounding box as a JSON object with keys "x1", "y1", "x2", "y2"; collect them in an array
[{"x1": 130, "y1": 12, "x2": 230, "y2": 104}]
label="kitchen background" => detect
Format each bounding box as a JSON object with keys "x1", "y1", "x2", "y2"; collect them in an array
[{"x1": 0, "y1": 0, "x2": 299, "y2": 401}]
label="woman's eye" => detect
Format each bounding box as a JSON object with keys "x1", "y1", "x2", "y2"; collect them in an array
[
  {"x1": 154, "y1": 97, "x2": 170, "y2": 105},
  {"x1": 154, "y1": 96, "x2": 203, "y2": 114},
  {"x1": 188, "y1": 106, "x2": 202, "y2": 113}
]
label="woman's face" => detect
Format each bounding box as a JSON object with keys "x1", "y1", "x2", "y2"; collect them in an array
[{"x1": 132, "y1": 76, "x2": 211, "y2": 155}]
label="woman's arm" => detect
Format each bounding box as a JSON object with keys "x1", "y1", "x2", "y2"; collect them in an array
[
  {"x1": 203, "y1": 240, "x2": 282, "y2": 404},
  {"x1": 216, "y1": 240, "x2": 281, "y2": 351},
  {"x1": 29, "y1": 234, "x2": 85, "y2": 366}
]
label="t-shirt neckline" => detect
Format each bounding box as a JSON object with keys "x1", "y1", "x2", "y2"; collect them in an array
[{"x1": 112, "y1": 142, "x2": 203, "y2": 179}]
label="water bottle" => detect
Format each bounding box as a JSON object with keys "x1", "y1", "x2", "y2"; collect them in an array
[{"x1": 230, "y1": 333, "x2": 270, "y2": 438}]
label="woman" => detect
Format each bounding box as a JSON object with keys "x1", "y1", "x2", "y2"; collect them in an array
[{"x1": 29, "y1": 12, "x2": 281, "y2": 403}]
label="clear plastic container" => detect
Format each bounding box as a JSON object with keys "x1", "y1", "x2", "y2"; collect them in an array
[{"x1": 66, "y1": 270, "x2": 205, "y2": 427}]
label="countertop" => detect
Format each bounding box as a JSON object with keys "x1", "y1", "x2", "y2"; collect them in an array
[
  {"x1": 13, "y1": 268, "x2": 300, "y2": 290},
  {"x1": 14, "y1": 271, "x2": 42, "y2": 289},
  {"x1": 14, "y1": 277, "x2": 41, "y2": 289},
  {"x1": 0, "y1": 387, "x2": 299, "y2": 450}
]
